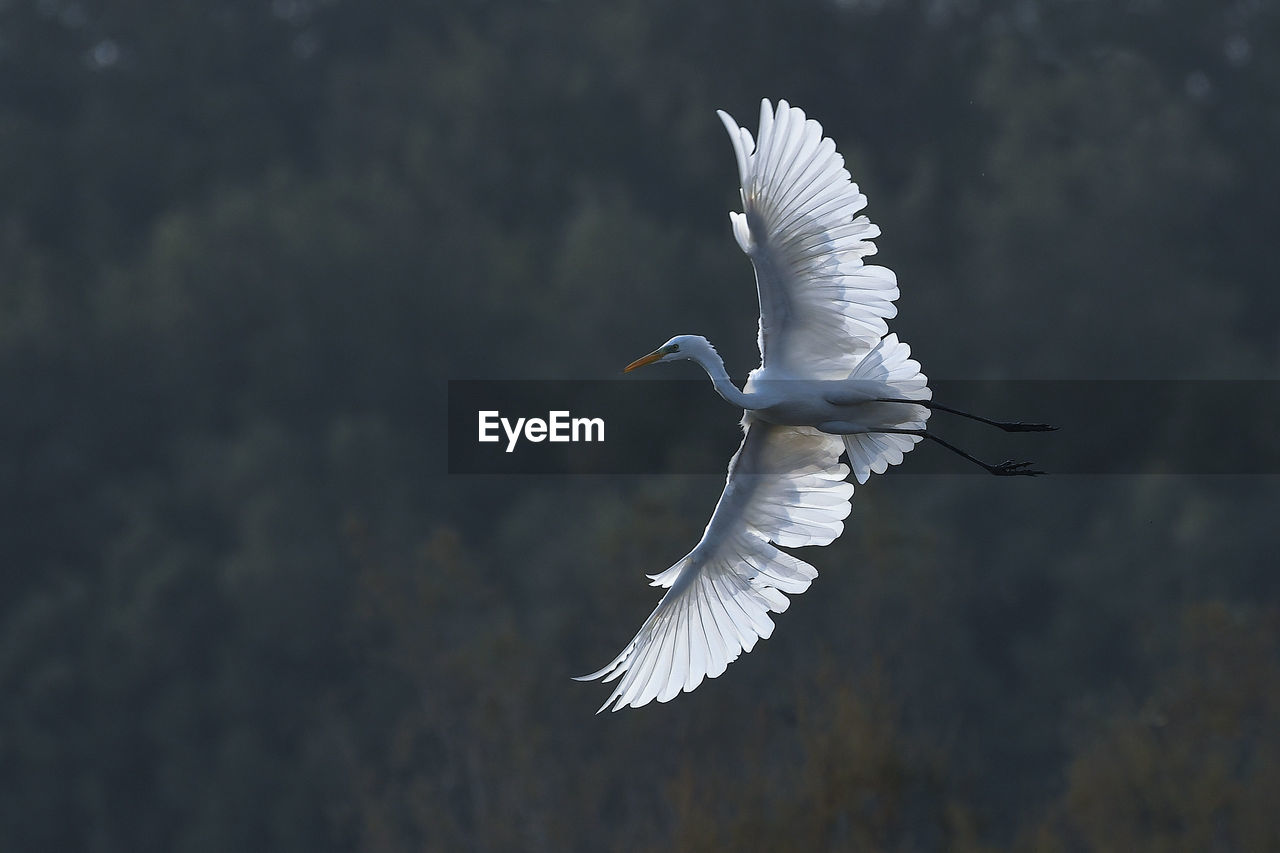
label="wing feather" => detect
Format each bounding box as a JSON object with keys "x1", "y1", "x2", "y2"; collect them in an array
[
  {"x1": 575, "y1": 421, "x2": 852, "y2": 711},
  {"x1": 717, "y1": 99, "x2": 899, "y2": 378}
]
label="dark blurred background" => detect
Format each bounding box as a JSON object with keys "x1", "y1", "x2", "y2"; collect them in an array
[{"x1": 2, "y1": 1, "x2": 1278, "y2": 850}]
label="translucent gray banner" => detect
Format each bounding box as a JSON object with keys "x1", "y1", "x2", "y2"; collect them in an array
[{"x1": 447, "y1": 380, "x2": 1280, "y2": 475}]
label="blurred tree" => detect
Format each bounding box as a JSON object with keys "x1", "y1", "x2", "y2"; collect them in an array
[
  {"x1": 662, "y1": 667, "x2": 994, "y2": 853},
  {"x1": 1025, "y1": 602, "x2": 1280, "y2": 852},
  {"x1": 959, "y1": 43, "x2": 1235, "y2": 378}
]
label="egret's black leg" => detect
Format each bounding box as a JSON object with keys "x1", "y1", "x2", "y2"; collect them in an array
[
  {"x1": 875, "y1": 398, "x2": 1057, "y2": 432},
  {"x1": 878, "y1": 428, "x2": 1044, "y2": 476}
]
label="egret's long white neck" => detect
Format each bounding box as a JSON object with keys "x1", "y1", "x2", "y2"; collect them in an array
[{"x1": 689, "y1": 346, "x2": 754, "y2": 410}]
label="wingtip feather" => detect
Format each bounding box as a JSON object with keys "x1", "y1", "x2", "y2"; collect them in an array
[{"x1": 717, "y1": 108, "x2": 750, "y2": 186}]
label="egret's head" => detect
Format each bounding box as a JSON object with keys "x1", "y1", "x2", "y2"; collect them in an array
[{"x1": 623, "y1": 335, "x2": 711, "y2": 372}]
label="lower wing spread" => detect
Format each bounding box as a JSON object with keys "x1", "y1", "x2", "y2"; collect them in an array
[{"x1": 576, "y1": 421, "x2": 853, "y2": 712}]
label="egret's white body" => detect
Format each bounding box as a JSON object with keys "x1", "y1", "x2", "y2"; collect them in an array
[{"x1": 576, "y1": 100, "x2": 937, "y2": 712}]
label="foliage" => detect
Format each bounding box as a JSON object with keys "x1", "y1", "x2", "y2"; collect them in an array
[{"x1": 1, "y1": 0, "x2": 1277, "y2": 850}]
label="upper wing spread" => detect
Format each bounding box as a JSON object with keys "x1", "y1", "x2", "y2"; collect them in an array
[
  {"x1": 718, "y1": 99, "x2": 899, "y2": 379},
  {"x1": 575, "y1": 421, "x2": 853, "y2": 712}
]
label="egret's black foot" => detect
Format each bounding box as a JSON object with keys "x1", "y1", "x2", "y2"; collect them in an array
[
  {"x1": 987, "y1": 460, "x2": 1044, "y2": 476},
  {"x1": 996, "y1": 421, "x2": 1059, "y2": 432}
]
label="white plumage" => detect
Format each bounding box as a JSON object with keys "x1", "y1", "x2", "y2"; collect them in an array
[
  {"x1": 579, "y1": 424, "x2": 852, "y2": 709},
  {"x1": 720, "y1": 101, "x2": 899, "y2": 379},
  {"x1": 577, "y1": 99, "x2": 934, "y2": 712}
]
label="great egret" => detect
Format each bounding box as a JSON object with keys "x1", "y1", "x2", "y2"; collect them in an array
[{"x1": 576, "y1": 99, "x2": 1052, "y2": 712}]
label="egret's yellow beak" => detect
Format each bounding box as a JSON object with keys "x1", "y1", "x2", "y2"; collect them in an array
[{"x1": 624, "y1": 349, "x2": 664, "y2": 373}]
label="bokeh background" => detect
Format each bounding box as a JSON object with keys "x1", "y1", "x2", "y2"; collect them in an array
[{"x1": 3, "y1": 1, "x2": 1279, "y2": 850}]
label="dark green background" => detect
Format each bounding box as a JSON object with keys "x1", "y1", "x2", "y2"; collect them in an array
[{"x1": 3, "y1": 1, "x2": 1277, "y2": 850}]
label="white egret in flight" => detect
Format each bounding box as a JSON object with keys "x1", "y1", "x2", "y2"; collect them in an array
[{"x1": 576, "y1": 99, "x2": 1053, "y2": 712}]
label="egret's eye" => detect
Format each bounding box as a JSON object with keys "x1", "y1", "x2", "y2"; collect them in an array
[{"x1": 667, "y1": 343, "x2": 680, "y2": 353}]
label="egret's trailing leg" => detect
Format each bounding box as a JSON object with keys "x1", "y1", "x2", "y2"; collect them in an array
[
  {"x1": 876, "y1": 428, "x2": 1044, "y2": 476},
  {"x1": 875, "y1": 398, "x2": 1056, "y2": 432}
]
